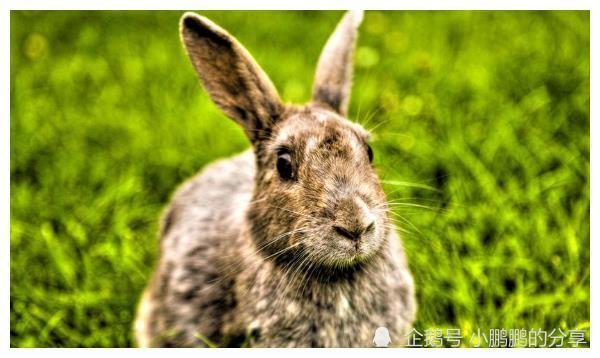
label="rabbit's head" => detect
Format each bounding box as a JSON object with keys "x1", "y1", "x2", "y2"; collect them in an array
[{"x1": 181, "y1": 11, "x2": 391, "y2": 272}]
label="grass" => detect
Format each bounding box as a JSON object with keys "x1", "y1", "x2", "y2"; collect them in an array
[{"x1": 10, "y1": 10, "x2": 589, "y2": 347}]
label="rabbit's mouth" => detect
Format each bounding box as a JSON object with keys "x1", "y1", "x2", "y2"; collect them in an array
[{"x1": 294, "y1": 222, "x2": 385, "y2": 269}]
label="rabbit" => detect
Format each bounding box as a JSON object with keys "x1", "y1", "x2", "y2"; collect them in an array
[{"x1": 134, "y1": 10, "x2": 416, "y2": 348}]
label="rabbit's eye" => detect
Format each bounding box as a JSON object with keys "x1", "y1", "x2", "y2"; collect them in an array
[
  {"x1": 366, "y1": 144, "x2": 374, "y2": 163},
  {"x1": 277, "y1": 151, "x2": 294, "y2": 181}
]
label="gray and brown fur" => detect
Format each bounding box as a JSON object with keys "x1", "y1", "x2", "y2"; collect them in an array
[{"x1": 135, "y1": 11, "x2": 416, "y2": 348}]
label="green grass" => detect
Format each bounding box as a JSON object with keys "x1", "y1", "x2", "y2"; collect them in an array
[{"x1": 10, "y1": 10, "x2": 590, "y2": 347}]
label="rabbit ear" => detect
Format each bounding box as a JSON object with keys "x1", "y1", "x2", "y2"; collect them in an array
[
  {"x1": 311, "y1": 10, "x2": 363, "y2": 116},
  {"x1": 180, "y1": 12, "x2": 283, "y2": 142}
]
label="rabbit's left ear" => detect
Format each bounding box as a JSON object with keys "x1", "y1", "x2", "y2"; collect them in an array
[
  {"x1": 311, "y1": 10, "x2": 363, "y2": 116},
  {"x1": 180, "y1": 12, "x2": 283, "y2": 143}
]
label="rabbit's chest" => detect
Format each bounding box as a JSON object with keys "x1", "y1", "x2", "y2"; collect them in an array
[
  {"x1": 246, "y1": 286, "x2": 390, "y2": 347},
  {"x1": 230, "y1": 249, "x2": 413, "y2": 347}
]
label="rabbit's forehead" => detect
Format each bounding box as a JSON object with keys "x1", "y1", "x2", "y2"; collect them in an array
[{"x1": 273, "y1": 110, "x2": 370, "y2": 152}]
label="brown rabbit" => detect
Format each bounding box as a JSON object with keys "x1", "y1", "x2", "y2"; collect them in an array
[{"x1": 134, "y1": 10, "x2": 416, "y2": 348}]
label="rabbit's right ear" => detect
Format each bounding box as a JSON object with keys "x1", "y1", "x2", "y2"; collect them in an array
[
  {"x1": 180, "y1": 12, "x2": 283, "y2": 142},
  {"x1": 311, "y1": 11, "x2": 363, "y2": 116}
]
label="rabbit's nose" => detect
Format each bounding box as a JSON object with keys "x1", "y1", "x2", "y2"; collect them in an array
[
  {"x1": 332, "y1": 195, "x2": 376, "y2": 241},
  {"x1": 333, "y1": 221, "x2": 375, "y2": 242}
]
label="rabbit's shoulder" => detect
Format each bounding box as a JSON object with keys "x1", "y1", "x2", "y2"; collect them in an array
[
  {"x1": 160, "y1": 149, "x2": 255, "y2": 246},
  {"x1": 138, "y1": 150, "x2": 255, "y2": 347}
]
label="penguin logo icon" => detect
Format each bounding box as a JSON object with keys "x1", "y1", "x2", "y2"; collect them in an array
[{"x1": 373, "y1": 326, "x2": 391, "y2": 347}]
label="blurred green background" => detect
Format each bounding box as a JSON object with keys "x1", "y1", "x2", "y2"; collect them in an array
[{"x1": 10, "y1": 11, "x2": 589, "y2": 347}]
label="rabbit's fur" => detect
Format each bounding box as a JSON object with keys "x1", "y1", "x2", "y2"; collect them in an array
[{"x1": 135, "y1": 11, "x2": 416, "y2": 348}]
